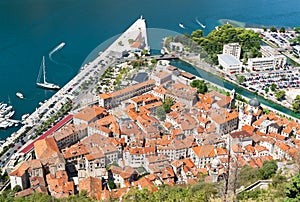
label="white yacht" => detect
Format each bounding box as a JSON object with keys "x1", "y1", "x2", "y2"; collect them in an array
[
  {"x1": 36, "y1": 56, "x2": 60, "y2": 90},
  {"x1": 16, "y1": 92, "x2": 24, "y2": 99},
  {"x1": 0, "y1": 121, "x2": 10, "y2": 129},
  {"x1": 179, "y1": 23, "x2": 185, "y2": 29}
]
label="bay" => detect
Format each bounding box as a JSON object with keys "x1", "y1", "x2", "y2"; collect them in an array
[{"x1": 0, "y1": 0, "x2": 300, "y2": 138}]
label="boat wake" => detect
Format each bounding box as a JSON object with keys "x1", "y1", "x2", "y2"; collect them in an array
[
  {"x1": 48, "y1": 42, "x2": 74, "y2": 75},
  {"x1": 195, "y1": 17, "x2": 206, "y2": 29},
  {"x1": 49, "y1": 42, "x2": 65, "y2": 64}
]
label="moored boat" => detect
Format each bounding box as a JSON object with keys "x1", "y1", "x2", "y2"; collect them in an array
[
  {"x1": 179, "y1": 23, "x2": 185, "y2": 29},
  {"x1": 16, "y1": 92, "x2": 24, "y2": 99}
]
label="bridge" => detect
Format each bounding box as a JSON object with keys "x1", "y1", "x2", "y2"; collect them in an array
[{"x1": 145, "y1": 54, "x2": 180, "y2": 61}]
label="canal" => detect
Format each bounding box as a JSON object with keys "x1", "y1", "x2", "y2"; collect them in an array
[{"x1": 170, "y1": 59, "x2": 300, "y2": 119}]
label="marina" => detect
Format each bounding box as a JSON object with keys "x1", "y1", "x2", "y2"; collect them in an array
[{"x1": 0, "y1": 103, "x2": 19, "y2": 129}]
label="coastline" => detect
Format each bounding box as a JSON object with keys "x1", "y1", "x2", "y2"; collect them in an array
[{"x1": 0, "y1": 17, "x2": 149, "y2": 168}]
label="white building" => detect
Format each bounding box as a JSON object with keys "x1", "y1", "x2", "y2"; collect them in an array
[
  {"x1": 218, "y1": 54, "x2": 242, "y2": 74},
  {"x1": 223, "y1": 43, "x2": 241, "y2": 59},
  {"x1": 151, "y1": 71, "x2": 172, "y2": 86},
  {"x1": 286, "y1": 88, "x2": 300, "y2": 104},
  {"x1": 293, "y1": 45, "x2": 300, "y2": 57},
  {"x1": 248, "y1": 57, "x2": 274, "y2": 71},
  {"x1": 260, "y1": 46, "x2": 286, "y2": 68},
  {"x1": 169, "y1": 42, "x2": 184, "y2": 52},
  {"x1": 248, "y1": 46, "x2": 286, "y2": 71}
]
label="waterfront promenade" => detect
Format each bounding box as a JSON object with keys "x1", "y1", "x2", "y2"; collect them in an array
[{"x1": 0, "y1": 17, "x2": 149, "y2": 168}]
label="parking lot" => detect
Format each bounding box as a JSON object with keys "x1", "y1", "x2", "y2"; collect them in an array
[{"x1": 241, "y1": 69, "x2": 300, "y2": 94}]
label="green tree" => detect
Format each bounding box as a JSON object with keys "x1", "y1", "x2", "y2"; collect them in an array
[
  {"x1": 237, "y1": 165, "x2": 259, "y2": 187},
  {"x1": 128, "y1": 38, "x2": 134, "y2": 44},
  {"x1": 189, "y1": 24, "x2": 261, "y2": 64},
  {"x1": 150, "y1": 59, "x2": 157, "y2": 64},
  {"x1": 190, "y1": 79, "x2": 208, "y2": 94},
  {"x1": 285, "y1": 174, "x2": 300, "y2": 201},
  {"x1": 156, "y1": 106, "x2": 166, "y2": 121},
  {"x1": 162, "y1": 97, "x2": 174, "y2": 113},
  {"x1": 264, "y1": 87, "x2": 269, "y2": 94},
  {"x1": 262, "y1": 26, "x2": 267, "y2": 32},
  {"x1": 236, "y1": 75, "x2": 245, "y2": 84},
  {"x1": 292, "y1": 95, "x2": 300, "y2": 113},
  {"x1": 280, "y1": 27, "x2": 286, "y2": 33},
  {"x1": 275, "y1": 90, "x2": 285, "y2": 100},
  {"x1": 258, "y1": 160, "x2": 278, "y2": 180},
  {"x1": 108, "y1": 181, "x2": 116, "y2": 189},
  {"x1": 270, "y1": 26, "x2": 277, "y2": 32},
  {"x1": 12, "y1": 185, "x2": 22, "y2": 193},
  {"x1": 272, "y1": 174, "x2": 287, "y2": 188},
  {"x1": 270, "y1": 83, "x2": 277, "y2": 91},
  {"x1": 293, "y1": 101, "x2": 300, "y2": 113},
  {"x1": 79, "y1": 189, "x2": 88, "y2": 197},
  {"x1": 191, "y1": 29, "x2": 204, "y2": 42},
  {"x1": 294, "y1": 27, "x2": 300, "y2": 33}
]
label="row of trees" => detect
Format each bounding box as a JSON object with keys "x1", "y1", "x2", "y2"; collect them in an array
[
  {"x1": 266, "y1": 26, "x2": 286, "y2": 33},
  {"x1": 123, "y1": 179, "x2": 220, "y2": 202}
]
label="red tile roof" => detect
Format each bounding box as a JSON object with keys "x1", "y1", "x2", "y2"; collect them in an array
[{"x1": 19, "y1": 114, "x2": 73, "y2": 154}]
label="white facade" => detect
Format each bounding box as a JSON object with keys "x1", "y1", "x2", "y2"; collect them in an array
[
  {"x1": 248, "y1": 48, "x2": 286, "y2": 71},
  {"x1": 169, "y1": 42, "x2": 184, "y2": 52},
  {"x1": 248, "y1": 57, "x2": 274, "y2": 71},
  {"x1": 260, "y1": 46, "x2": 287, "y2": 68},
  {"x1": 218, "y1": 54, "x2": 242, "y2": 73},
  {"x1": 293, "y1": 45, "x2": 300, "y2": 57},
  {"x1": 285, "y1": 88, "x2": 300, "y2": 104},
  {"x1": 10, "y1": 175, "x2": 28, "y2": 190},
  {"x1": 223, "y1": 43, "x2": 241, "y2": 59}
]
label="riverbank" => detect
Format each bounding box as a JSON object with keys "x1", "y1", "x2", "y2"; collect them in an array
[{"x1": 176, "y1": 55, "x2": 300, "y2": 121}]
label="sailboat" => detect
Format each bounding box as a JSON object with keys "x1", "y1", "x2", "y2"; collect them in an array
[{"x1": 36, "y1": 56, "x2": 60, "y2": 90}]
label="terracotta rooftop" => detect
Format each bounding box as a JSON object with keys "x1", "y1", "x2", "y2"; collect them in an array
[
  {"x1": 10, "y1": 159, "x2": 42, "y2": 177},
  {"x1": 153, "y1": 71, "x2": 172, "y2": 79},
  {"x1": 73, "y1": 105, "x2": 107, "y2": 122},
  {"x1": 180, "y1": 72, "x2": 195, "y2": 79},
  {"x1": 276, "y1": 141, "x2": 290, "y2": 151},
  {"x1": 62, "y1": 143, "x2": 89, "y2": 159},
  {"x1": 167, "y1": 65, "x2": 177, "y2": 71},
  {"x1": 153, "y1": 86, "x2": 167, "y2": 95},
  {"x1": 230, "y1": 130, "x2": 252, "y2": 139},
  {"x1": 78, "y1": 176, "x2": 102, "y2": 201},
  {"x1": 34, "y1": 136, "x2": 60, "y2": 159},
  {"x1": 99, "y1": 79, "x2": 155, "y2": 99},
  {"x1": 131, "y1": 93, "x2": 159, "y2": 104},
  {"x1": 192, "y1": 144, "x2": 215, "y2": 158},
  {"x1": 210, "y1": 109, "x2": 238, "y2": 125}
]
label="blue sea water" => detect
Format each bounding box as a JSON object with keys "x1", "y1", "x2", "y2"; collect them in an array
[{"x1": 0, "y1": 0, "x2": 300, "y2": 138}]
